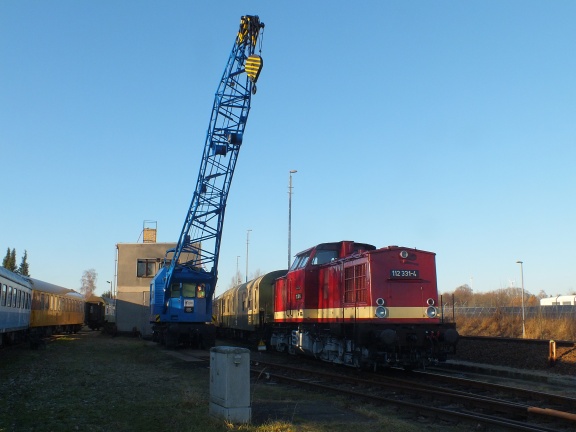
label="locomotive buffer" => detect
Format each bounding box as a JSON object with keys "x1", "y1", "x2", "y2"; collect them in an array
[{"x1": 150, "y1": 15, "x2": 265, "y2": 348}]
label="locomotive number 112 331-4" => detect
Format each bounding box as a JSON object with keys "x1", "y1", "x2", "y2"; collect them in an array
[{"x1": 389, "y1": 269, "x2": 420, "y2": 279}]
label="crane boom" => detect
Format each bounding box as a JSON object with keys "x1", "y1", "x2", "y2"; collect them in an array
[{"x1": 150, "y1": 16, "x2": 265, "y2": 348}]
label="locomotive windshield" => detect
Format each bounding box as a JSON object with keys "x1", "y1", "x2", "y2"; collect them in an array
[
  {"x1": 171, "y1": 282, "x2": 207, "y2": 298},
  {"x1": 289, "y1": 251, "x2": 311, "y2": 270}
]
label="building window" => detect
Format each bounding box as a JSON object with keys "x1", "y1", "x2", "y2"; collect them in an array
[{"x1": 137, "y1": 259, "x2": 156, "y2": 278}]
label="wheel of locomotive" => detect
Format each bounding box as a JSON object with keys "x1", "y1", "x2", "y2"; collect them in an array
[
  {"x1": 199, "y1": 334, "x2": 215, "y2": 350},
  {"x1": 158, "y1": 328, "x2": 166, "y2": 346},
  {"x1": 165, "y1": 331, "x2": 178, "y2": 349},
  {"x1": 359, "y1": 351, "x2": 376, "y2": 371}
]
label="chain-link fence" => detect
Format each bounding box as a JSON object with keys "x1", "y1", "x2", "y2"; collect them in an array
[{"x1": 442, "y1": 305, "x2": 576, "y2": 320}]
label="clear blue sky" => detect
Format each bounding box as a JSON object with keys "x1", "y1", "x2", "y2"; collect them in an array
[{"x1": 2, "y1": 1, "x2": 575, "y2": 298}]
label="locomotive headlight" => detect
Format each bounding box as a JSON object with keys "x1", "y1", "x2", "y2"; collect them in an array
[
  {"x1": 375, "y1": 306, "x2": 388, "y2": 318},
  {"x1": 426, "y1": 306, "x2": 438, "y2": 318},
  {"x1": 427, "y1": 298, "x2": 435, "y2": 306},
  {"x1": 376, "y1": 297, "x2": 385, "y2": 306}
]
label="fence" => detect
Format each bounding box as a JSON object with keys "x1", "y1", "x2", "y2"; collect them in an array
[{"x1": 444, "y1": 305, "x2": 576, "y2": 320}]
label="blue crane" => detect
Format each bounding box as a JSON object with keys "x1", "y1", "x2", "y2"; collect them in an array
[{"x1": 150, "y1": 15, "x2": 265, "y2": 348}]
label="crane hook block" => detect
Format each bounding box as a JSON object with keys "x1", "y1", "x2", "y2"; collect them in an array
[{"x1": 245, "y1": 55, "x2": 263, "y2": 84}]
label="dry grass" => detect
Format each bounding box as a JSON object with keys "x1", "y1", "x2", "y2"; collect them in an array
[
  {"x1": 456, "y1": 315, "x2": 576, "y2": 340},
  {"x1": 0, "y1": 331, "x2": 465, "y2": 432}
]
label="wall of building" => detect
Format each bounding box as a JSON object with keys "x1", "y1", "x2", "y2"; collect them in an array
[{"x1": 115, "y1": 242, "x2": 176, "y2": 337}]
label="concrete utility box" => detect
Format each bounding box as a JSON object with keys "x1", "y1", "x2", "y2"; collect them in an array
[{"x1": 209, "y1": 346, "x2": 251, "y2": 423}]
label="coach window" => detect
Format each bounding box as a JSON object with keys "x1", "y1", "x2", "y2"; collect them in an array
[
  {"x1": 7, "y1": 286, "x2": 13, "y2": 307},
  {"x1": 1, "y1": 284, "x2": 6, "y2": 306},
  {"x1": 137, "y1": 259, "x2": 156, "y2": 278}
]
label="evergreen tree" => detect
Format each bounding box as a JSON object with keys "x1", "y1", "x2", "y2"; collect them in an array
[
  {"x1": 2, "y1": 248, "x2": 17, "y2": 271},
  {"x1": 18, "y1": 250, "x2": 30, "y2": 276},
  {"x1": 2, "y1": 248, "x2": 10, "y2": 268},
  {"x1": 10, "y1": 249, "x2": 17, "y2": 271}
]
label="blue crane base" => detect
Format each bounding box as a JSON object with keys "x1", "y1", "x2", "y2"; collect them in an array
[{"x1": 152, "y1": 322, "x2": 216, "y2": 350}]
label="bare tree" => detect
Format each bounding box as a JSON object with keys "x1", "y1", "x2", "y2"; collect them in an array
[
  {"x1": 453, "y1": 284, "x2": 473, "y2": 306},
  {"x1": 81, "y1": 269, "x2": 98, "y2": 298}
]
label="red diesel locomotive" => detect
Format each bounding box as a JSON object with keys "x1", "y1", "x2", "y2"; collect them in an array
[{"x1": 215, "y1": 240, "x2": 458, "y2": 369}]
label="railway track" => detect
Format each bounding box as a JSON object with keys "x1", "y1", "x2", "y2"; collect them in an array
[
  {"x1": 454, "y1": 335, "x2": 576, "y2": 376},
  {"x1": 250, "y1": 359, "x2": 576, "y2": 431}
]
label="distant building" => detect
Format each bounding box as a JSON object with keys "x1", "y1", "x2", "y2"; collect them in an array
[
  {"x1": 115, "y1": 241, "x2": 176, "y2": 337},
  {"x1": 540, "y1": 295, "x2": 576, "y2": 306}
]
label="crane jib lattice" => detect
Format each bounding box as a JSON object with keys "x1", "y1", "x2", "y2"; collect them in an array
[{"x1": 160, "y1": 16, "x2": 264, "y2": 305}]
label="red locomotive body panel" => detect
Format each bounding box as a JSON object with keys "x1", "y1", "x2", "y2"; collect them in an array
[
  {"x1": 220, "y1": 240, "x2": 458, "y2": 369},
  {"x1": 368, "y1": 247, "x2": 439, "y2": 323},
  {"x1": 274, "y1": 241, "x2": 441, "y2": 325}
]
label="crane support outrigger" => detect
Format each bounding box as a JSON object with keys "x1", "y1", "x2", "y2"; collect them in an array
[{"x1": 150, "y1": 15, "x2": 265, "y2": 348}]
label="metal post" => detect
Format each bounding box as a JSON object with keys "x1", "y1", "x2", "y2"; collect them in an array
[
  {"x1": 549, "y1": 340, "x2": 556, "y2": 366},
  {"x1": 236, "y1": 256, "x2": 241, "y2": 284},
  {"x1": 246, "y1": 230, "x2": 252, "y2": 283},
  {"x1": 516, "y1": 260, "x2": 526, "y2": 338},
  {"x1": 288, "y1": 170, "x2": 297, "y2": 269}
]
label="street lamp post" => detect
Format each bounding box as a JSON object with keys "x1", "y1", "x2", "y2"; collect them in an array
[
  {"x1": 106, "y1": 280, "x2": 112, "y2": 299},
  {"x1": 516, "y1": 260, "x2": 526, "y2": 338},
  {"x1": 288, "y1": 170, "x2": 297, "y2": 269},
  {"x1": 246, "y1": 229, "x2": 252, "y2": 283},
  {"x1": 236, "y1": 255, "x2": 241, "y2": 284}
]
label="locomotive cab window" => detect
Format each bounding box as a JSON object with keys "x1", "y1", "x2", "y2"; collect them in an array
[
  {"x1": 171, "y1": 283, "x2": 182, "y2": 298},
  {"x1": 311, "y1": 250, "x2": 338, "y2": 265},
  {"x1": 182, "y1": 283, "x2": 198, "y2": 298}
]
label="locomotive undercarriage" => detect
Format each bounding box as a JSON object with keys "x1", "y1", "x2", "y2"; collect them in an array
[
  {"x1": 152, "y1": 322, "x2": 216, "y2": 349},
  {"x1": 269, "y1": 323, "x2": 458, "y2": 370}
]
